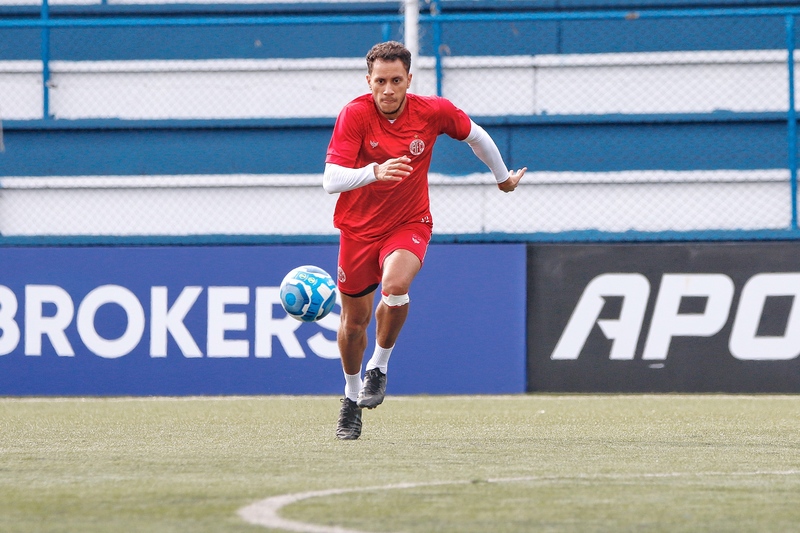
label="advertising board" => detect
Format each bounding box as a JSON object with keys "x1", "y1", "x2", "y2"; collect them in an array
[
  {"x1": 0, "y1": 244, "x2": 527, "y2": 395},
  {"x1": 528, "y1": 242, "x2": 800, "y2": 392}
]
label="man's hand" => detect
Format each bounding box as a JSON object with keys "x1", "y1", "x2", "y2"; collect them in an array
[
  {"x1": 374, "y1": 156, "x2": 413, "y2": 182},
  {"x1": 498, "y1": 167, "x2": 527, "y2": 193}
]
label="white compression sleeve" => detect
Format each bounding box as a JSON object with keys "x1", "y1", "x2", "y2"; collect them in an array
[
  {"x1": 463, "y1": 120, "x2": 510, "y2": 184},
  {"x1": 323, "y1": 162, "x2": 378, "y2": 193}
]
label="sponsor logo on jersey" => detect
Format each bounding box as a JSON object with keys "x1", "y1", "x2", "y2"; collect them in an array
[{"x1": 370, "y1": 140, "x2": 379, "y2": 148}]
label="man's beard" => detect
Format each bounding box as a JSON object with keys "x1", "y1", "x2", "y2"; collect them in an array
[{"x1": 381, "y1": 96, "x2": 405, "y2": 117}]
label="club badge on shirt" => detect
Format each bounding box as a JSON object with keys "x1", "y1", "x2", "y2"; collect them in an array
[{"x1": 409, "y1": 139, "x2": 425, "y2": 156}]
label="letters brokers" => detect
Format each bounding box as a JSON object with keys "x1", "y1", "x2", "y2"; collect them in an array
[{"x1": 0, "y1": 285, "x2": 339, "y2": 359}]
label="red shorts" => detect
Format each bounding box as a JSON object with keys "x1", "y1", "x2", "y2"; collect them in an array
[{"x1": 337, "y1": 222, "x2": 432, "y2": 297}]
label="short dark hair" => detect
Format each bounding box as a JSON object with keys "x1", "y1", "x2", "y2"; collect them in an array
[{"x1": 366, "y1": 41, "x2": 411, "y2": 74}]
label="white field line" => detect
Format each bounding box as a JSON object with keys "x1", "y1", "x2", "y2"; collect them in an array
[
  {"x1": 239, "y1": 470, "x2": 800, "y2": 532},
  {"x1": 238, "y1": 481, "x2": 470, "y2": 533}
]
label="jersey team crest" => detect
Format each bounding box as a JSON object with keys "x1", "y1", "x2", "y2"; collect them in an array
[{"x1": 409, "y1": 139, "x2": 425, "y2": 156}]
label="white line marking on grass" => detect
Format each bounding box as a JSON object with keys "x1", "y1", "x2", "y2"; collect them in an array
[
  {"x1": 239, "y1": 470, "x2": 800, "y2": 532},
  {"x1": 238, "y1": 481, "x2": 464, "y2": 533}
]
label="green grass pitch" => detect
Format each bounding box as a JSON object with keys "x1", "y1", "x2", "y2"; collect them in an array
[{"x1": 1, "y1": 395, "x2": 799, "y2": 532}]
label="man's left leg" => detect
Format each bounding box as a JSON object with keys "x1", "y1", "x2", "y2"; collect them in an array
[{"x1": 358, "y1": 249, "x2": 420, "y2": 409}]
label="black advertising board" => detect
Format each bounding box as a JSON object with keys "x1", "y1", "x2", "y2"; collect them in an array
[{"x1": 527, "y1": 242, "x2": 800, "y2": 392}]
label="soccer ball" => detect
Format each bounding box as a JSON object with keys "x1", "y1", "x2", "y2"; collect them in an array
[{"x1": 279, "y1": 265, "x2": 338, "y2": 322}]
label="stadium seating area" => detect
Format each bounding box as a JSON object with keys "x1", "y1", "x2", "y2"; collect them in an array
[{"x1": 0, "y1": 0, "x2": 797, "y2": 238}]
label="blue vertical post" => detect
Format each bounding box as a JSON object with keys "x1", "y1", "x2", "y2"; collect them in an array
[
  {"x1": 787, "y1": 15, "x2": 798, "y2": 230},
  {"x1": 431, "y1": 0, "x2": 443, "y2": 96},
  {"x1": 41, "y1": 0, "x2": 51, "y2": 120},
  {"x1": 382, "y1": 22, "x2": 391, "y2": 43}
]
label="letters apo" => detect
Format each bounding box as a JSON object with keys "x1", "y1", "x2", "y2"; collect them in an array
[{"x1": 552, "y1": 273, "x2": 800, "y2": 361}]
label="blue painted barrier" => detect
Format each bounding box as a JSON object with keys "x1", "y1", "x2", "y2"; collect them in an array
[{"x1": 0, "y1": 243, "x2": 527, "y2": 395}]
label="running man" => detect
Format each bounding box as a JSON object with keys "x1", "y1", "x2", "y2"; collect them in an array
[{"x1": 323, "y1": 41, "x2": 526, "y2": 440}]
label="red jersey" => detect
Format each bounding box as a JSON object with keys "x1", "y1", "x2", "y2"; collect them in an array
[{"x1": 325, "y1": 93, "x2": 472, "y2": 241}]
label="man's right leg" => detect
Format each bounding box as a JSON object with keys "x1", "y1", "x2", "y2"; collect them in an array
[
  {"x1": 338, "y1": 291, "x2": 375, "y2": 377},
  {"x1": 336, "y1": 291, "x2": 375, "y2": 440}
]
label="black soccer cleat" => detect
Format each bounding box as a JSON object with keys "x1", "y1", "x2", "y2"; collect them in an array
[
  {"x1": 336, "y1": 398, "x2": 363, "y2": 440},
  {"x1": 357, "y1": 368, "x2": 387, "y2": 409}
]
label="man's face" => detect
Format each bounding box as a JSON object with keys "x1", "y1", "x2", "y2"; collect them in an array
[{"x1": 367, "y1": 58, "x2": 412, "y2": 120}]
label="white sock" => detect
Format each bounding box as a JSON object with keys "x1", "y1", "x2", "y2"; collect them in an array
[
  {"x1": 365, "y1": 344, "x2": 393, "y2": 374},
  {"x1": 344, "y1": 371, "x2": 362, "y2": 402}
]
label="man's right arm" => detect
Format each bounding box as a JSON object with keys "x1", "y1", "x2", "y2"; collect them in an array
[
  {"x1": 323, "y1": 157, "x2": 413, "y2": 194},
  {"x1": 322, "y1": 163, "x2": 378, "y2": 194}
]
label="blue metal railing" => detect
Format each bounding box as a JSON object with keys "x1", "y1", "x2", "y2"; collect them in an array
[
  {"x1": 787, "y1": 15, "x2": 798, "y2": 230},
  {"x1": 39, "y1": 0, "x2": 51, "y2": 119},
  {"x1": 1, "y1": 3, "x2": 799, "y2": 238}
]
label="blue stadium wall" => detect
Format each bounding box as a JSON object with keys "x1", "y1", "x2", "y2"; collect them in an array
[
  {"x1": 1, "y1": 0, "x2": 799, "y2": 394},
  {"x1": 0, "y1": 0, "x2": 795, "y2": 177}
]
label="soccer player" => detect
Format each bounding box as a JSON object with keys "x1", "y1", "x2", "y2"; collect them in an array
[{"x1": 323, "y1": 41, "x2": 526, "y2": 440}]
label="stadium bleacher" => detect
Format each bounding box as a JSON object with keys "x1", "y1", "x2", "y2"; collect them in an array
[{"x1": 0, "y1": 0, "x2": 797, "y2": 237}]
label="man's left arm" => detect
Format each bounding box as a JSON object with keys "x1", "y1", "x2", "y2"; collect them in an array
[{"x1": 462, "y1": 120, "x2": 527, "y2": 193}]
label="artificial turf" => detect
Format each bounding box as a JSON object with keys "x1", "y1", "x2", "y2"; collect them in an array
[{"x1": 1, "y1": 395, "x2": 798, "y2": 532}]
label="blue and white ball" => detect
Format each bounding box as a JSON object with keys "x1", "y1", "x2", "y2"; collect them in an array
[{"x1": 279, "y1": 265, "x2": 338, "y2": 322}]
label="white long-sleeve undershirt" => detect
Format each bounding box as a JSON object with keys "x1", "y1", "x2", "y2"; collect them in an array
[
  {"x1": 322, "y1": 120, "x2": 509, "y2": 194},
  {"x1": 322, "y1": 162, "x2": 378, "y2": 194},
  {"x1": 463, "y1": 120, "x2": 510, "y2": 184}
]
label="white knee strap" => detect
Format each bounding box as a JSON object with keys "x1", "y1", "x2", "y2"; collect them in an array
[{"x1": 381, "y1": 292, "x2": 410, "y2": 307}]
